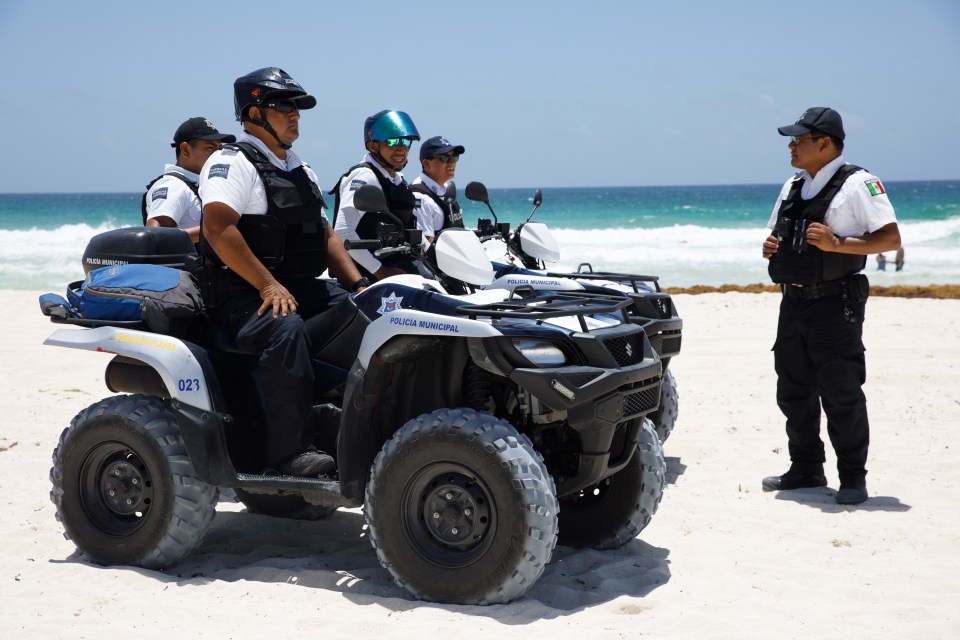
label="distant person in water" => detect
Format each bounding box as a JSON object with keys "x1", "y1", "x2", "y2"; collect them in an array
[
  {"x1": 876, "y1": 247, "x2": 905, "y2": 271},
  {"x1": 142, "y1": 117, "x2": 236, "y2": 243}
]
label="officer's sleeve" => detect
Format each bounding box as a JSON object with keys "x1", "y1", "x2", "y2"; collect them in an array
[
  {"x1": 846, "y1": 172, "x2": 897, "y2": 233},
  {"x1": 767, "y1": 179, "x2": 794, "y2": 230},
  {"x1": 413, "y1": 193, "x2": 439, "y2": 238},
  {"x1": 199, "y1": 149, "x2": 253, "y2": 215},
  {"x1": 145, "y1": 176, "x2": 180, "y2": 222},
  {"x1": 333, "y1": 168, "x2": 382, "y2": 273}
]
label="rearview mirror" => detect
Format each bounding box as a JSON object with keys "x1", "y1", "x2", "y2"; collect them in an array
[
  {"x1": 353, "y1": 184, "x2": 389, "y2": 214},
  {"x1": 464, "y1": 181, "x2": 489, "y2": 204}
]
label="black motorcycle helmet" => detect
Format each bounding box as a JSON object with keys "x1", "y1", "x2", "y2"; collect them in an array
[{"x1": 233, "y1": 67, "x2": 317, "y2": 149}]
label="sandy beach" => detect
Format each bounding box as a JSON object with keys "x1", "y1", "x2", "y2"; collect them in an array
[{"x1": 2, "y1": 289, "x2": 958, "y2": 639}]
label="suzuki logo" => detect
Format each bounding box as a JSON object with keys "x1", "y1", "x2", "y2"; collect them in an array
[{"x1": 625, "y1": 342, "x2": 633, "y2": 358}]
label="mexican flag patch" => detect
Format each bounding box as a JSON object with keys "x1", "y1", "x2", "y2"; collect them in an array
[{"x1": 865, "y1": 178, "x2": 886, "y2": 196}]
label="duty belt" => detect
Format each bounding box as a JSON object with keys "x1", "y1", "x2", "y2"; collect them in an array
[{"x1": 781, "y1": 278, "x2": 849, "y2": 300}]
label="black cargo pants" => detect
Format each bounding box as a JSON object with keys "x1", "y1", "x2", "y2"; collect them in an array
[
  {"x1": 772, "y1": 294, "x2": 869, "y2": 485},
  {"x1": 211, "y1": 277, "x2": 349, "y2": 467}
]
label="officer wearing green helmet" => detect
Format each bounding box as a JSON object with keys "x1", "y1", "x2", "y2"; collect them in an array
[{"x1": 331, "y1": 110, "x2": 421, "y2": 280}]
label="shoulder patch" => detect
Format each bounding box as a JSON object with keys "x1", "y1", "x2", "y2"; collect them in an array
[
  {"x1": 349, "y1": 179, "x2": 366, "y2": 191},
  {"x1": 864, "y1": 178, "x2": 886, "y2": 196},
  {"x1": 151, "y1": 187, "x2": 168, "y2": 202},
  {"x1": 208, "y1": 164, "x2": 230, "y2": 179}
]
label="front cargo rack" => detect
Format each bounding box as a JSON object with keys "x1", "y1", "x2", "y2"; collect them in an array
[{"x1": 456, "y1": 289, "x2": 632, "y2": 332}]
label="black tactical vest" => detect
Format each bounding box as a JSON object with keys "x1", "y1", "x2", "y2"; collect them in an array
[
  {"x1": 768, "y1": 164, "x2": 868, "y2": 286},
  {"x1": 330, "y1": 162, "x2": 418, "y2": 237},
  {"x1": 409, "y1": 182, "x2": 464, "y2": 230},
  {"x1": 141, "y1": 172, "x2": 199, "y2": 225},
  {"x1": 199, "y1": 142, "x2": 329, "y2": 280}
]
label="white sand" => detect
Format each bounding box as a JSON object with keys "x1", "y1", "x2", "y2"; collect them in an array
[{"x1": 2, "y1": 290, "x2": 958, "y2": 639}]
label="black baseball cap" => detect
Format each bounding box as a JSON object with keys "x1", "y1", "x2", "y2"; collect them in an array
[
  {"x1": 778, "y1": 107, "x2": 845, "y2": 141},
  {"x1": 171, "y1": 117, "x2": 237, "y2": 147},
  {"x1": 420, "y1": 136, "x2": 466, "y2": 161}
]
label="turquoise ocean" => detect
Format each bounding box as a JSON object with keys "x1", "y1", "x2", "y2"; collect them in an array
[{"x1": 2, "y1": 181, "x2": 958, "y2": 292}]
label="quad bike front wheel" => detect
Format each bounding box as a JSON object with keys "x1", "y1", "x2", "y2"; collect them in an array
[
  {"x1": 50, "y1": 394, "x2": 218, "y2": 568},
  {"x1": 556, "y1": 418, "x2": 665, "y2": 549},
  {"x1": 365, "y1": 408, "x2": 558, "y2": 605},
  {"x1": 648, "y1": 368, "x2": 679, "y2": 444}
]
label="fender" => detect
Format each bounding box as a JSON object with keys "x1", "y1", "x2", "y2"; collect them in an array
[
  {"x1": 357, "y1": 308, "x2": 501, "y2": 368},
  {"x1": 44, "y1": 326, "x2": 212, "y2": 411}
]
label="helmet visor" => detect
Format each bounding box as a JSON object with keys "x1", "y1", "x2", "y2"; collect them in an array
[
  {"x1": 265, "y1": 91, "x2": 317, "y2": 110},
  {"x1": 369, "y1": 111, "x2": 420, "y2": 141}
]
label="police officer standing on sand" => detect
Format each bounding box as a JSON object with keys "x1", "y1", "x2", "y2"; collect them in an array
[
  {"x1": 198, "y1": 67, "x2": 367, "y2": 478},
  {"x1": 410, "y1": 136, "x2": 466, "y2": 243},
  {"x1": 761, "y1": 107, "x2": 901, "y2": 505},
  {"x1": 331, "y1": 110, "x2": 421, "y2": 280},
  {"x1": 143, "y1": 117, "x2": 236, "y2": 243}
]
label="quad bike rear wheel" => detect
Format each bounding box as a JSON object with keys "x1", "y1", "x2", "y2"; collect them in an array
[{"x1": 50, "y1": 394, "x2": 218, "y2": 568}]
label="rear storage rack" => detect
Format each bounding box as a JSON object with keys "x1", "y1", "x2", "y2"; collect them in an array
[
  {"x1": 546, "y1": 264, "x2": 662, "y2": 293},
  {"x1": 456, "y1": 289, "x2": 632, "y2": 332}
]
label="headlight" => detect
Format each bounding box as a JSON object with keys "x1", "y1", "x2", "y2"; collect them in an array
[{"x1": 513, "y1": 339, "x2": 567, "y2": 367}]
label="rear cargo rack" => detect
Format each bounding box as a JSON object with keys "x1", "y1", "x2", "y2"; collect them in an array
[
  {"x1": 546, "y1": 263, "x2": 662, "y2": 293},
  {"x1": 456, "y1": 289, "x2": 632, "y2": 332}
]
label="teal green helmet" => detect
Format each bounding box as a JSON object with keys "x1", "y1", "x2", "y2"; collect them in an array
[{"x1": 364, "y1": 110, "x2": 420, "y2": 143}]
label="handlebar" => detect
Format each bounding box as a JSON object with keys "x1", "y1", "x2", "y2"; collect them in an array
[{"x1": 343, "y1": 239, "x2": 383, "y2": 251}]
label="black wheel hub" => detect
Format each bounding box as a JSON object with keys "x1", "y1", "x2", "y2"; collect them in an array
[
  {"x1": 100, "y1": 459, "x2": 147, "y2": 515},
  {"x1": 79, "y1": 442, "x2": 155, "y2": 535},
  {"x1": 403, "y1": 463, "x2": 496, "y2": 567}
]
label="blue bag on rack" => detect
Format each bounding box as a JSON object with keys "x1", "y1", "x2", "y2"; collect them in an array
[{"x1": 64, "y1": 263, "x2": 204, "y2": 336}]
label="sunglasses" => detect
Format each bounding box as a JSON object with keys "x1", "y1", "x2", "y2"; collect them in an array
[
  {"x1": 263, "y1": 100, "x2": 300, "y2": 114},
  {"x1": 430, "y1": 154, "x2": 460, "y2": 164},
  {"x1": 384, "y1": 137, "x2": 414, "y2": 148},
  {"x1": 790, "y1": 134, "x2": 823, "y2": 146}
]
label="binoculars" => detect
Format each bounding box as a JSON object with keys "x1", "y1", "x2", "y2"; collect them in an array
[{"x1": 775, "y1": 217, "x2": 810, "y2": 252}]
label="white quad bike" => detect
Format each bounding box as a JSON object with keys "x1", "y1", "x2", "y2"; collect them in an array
[
  {"x1": 459, "y1": 181, "x2": 683, "y2": 443},
  {"x1": 41, "y1": 185, "x2": 666, "y2": 605}
]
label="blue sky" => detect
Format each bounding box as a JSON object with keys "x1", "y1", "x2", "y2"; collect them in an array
[{"x1": 1, "y1": 0, "x2": 958, "y2": 192}]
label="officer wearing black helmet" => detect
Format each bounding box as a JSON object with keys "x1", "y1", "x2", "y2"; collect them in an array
[
  {"x1": 198, "y1": 67, "x2": 367, "y2": 478},
  {"x1": 331, "y1": 110, "x2": 421, "y2": 280},
  {"x1": 761, "y1": 107, "x2": 901, "y2": 505}
]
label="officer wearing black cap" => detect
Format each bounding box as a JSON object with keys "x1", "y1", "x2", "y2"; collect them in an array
[
  {"x1": 197, "y1": 67, "x2": 367, "y2": 478},
  {"x1": 411, "y1": 136, "x2": 466, "y2": 243},
  {"x1": 761, "y1": 106, "x2": 901, "y2": 505},
  {"x1": 142, "y1": 117, "x2": 236, "y2": 243}
]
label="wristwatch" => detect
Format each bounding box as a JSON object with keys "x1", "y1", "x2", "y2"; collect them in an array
[{"x1": 351, "y1": 276, "x2": 372, "y2": 291}]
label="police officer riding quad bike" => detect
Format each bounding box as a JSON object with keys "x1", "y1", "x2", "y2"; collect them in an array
[
  {"x1": 41, "y1": 186, "x2": 665, "y2": 605},
  {"x1": 462, "y1": 181, "x2": 683, "y2": 443}
]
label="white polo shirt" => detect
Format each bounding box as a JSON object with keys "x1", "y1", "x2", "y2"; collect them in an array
[
  {"x1": 411, "y1": 173, "x2": 447, "y2": 241},
  {"x1": 199, "y1": 132, "x2": 328, "y2": 221},
  {"x1": 145, "y1": 165, "x2": 201, "y2": 228},
  {"x1": 767, "y1": 155, "x2": 897, "y2": 237},
  {"x1": 333, "y1": 153, "x2": 405, "y2": 274}
]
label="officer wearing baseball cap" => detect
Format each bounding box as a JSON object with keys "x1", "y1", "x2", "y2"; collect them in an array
[
  {"x1": 410, "y1": 136, "x2": 466, "y2": 243},
  {"x1": 761, "y1": 106, "x2": 902, "y2": 505},
  {"x1": 142, "y1": 117, "x2": 236, "y2": 243}
]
